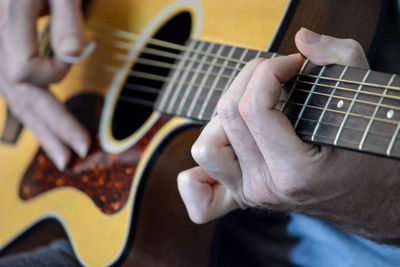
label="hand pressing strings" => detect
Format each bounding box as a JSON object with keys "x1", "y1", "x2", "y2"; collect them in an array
[{"x1": 178, "y1": 28, "x2": 400, "y2": 244}]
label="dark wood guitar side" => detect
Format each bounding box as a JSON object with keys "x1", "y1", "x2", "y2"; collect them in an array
[{"x1": 0, "y1": 0, "x2": 386, "y2": 266}]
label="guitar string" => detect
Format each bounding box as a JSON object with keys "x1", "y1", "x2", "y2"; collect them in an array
[
  {"x1": 114, "y1": 70, "x2": 400, "y2": 134},
  {"x1": 82, "y1": 26, "x2": 400, "y2": 151},
  {"x1": 108, "y1": 66, "x2": 400, "y2": 114},
  {"x1": 117, "y1": 93, "x2": 397, "y2": 146},
  {"x1": 78, "y1": 54, "x2": 400, "y2": 126},
  {"x1": 97, "y1": 39, "x2": 400, "y2": 99},
  {"x1": 72, "y1": 48, "x2": 400, "y2": 120},
  {"x1": 77, "y1": 62, "x2": 400, "y2": 147},
  {"x1": 89, "y1": 25, "x2": 400, "y2": 93},
  {"x1": 94, "y1": 47, "x2": 400, "y2": 112},
  {"x1": 102, "y1": 54, "x2": 400, "y2": 107}
]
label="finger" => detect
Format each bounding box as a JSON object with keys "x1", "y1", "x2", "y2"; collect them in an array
[
  {"x1": 31, "y1": 90, "x2": 90, "y2": 158},
  {"x1": 217, "y1": 58, "x2": 271, "y2": 183},
  {"x1": 17, "y1": 110, "x2": 71, "y2": 171},
  {"x1": 178, "y1": 166, "x2": 239, "y2": 224},
  {"x1": 295, "y1": 27, "x2": 369, "y2": 68},
  {"x1": 239, "y1": 54, "x2": 311, "y2": 159},
  {"x1": 191, "y1": 116, "x2": 246, "y2": 207},
  {"x1": 2, "y1": 1, "x2": 70, "y2": 85},
  {"x1": 49, "y1": 0, "x2": 84, "y2": 57},
  {"x1": 0, "y1": 71, "x2": 71, "y2": 170}
]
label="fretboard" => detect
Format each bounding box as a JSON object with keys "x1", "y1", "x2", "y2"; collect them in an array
[{"x1": 154, "y1": 39, "x2": 400, "y2": 159}]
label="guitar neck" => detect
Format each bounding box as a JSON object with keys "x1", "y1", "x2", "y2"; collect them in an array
[{"x1": 155, "y1": 39, "x2": 400, "y2": 159}]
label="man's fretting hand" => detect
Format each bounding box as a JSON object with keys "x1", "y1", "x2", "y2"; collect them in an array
[
  {"x1": 0, "y1": 0, "x2": 90, "y2": 171},
  {"x1": 178, "y1": 28, "x2": 400, "y2": 244}
]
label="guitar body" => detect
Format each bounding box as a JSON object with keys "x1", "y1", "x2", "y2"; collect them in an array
[{"x1": 0, "y1": 0, "x2": 385, "y2": 266}]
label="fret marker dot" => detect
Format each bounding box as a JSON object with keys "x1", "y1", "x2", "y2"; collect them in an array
[
  {"x1": 387, "y1": 109, "x2": 394, "y2": 119},
  {"x1": 337, "y1": 100, "x2": 344, "y2": 109}
]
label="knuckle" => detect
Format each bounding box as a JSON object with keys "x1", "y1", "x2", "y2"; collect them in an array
[
  {"x1": 238, "y1": 95, "x2": 254, "y2": 120},
  {"x1": 256, "y1": 59, "x2": 276, "y2": 77},
  {"x1": 177, "y1": 170, "x2": 191, "y2": 191},
  {"x1": 216, "y1": 94, "x2": 237, "y2": 121},
  {"x1": 345, "y1": 38, "x2": 363, "y2": 53},
  {"x1": 177, "y1": 171, "x2": 209, "y2": 224},
  {"x1": 343, "y1": 39, "x2": 365, "y2": 59},
  {"x1": 9, "y1": 86, "x2": 35, "y2": 116},
  {"x1": 191, "y1": 139, "x2": 217, "y2": 165},
  {"x1": 8, "y1": 64, "x2": 30, "y2": 84},
  {"x1": 10, "y1": 100, "x2": 28, "y2": 117},
  {"x1": 247, "y1": 57, "x2": 264, "y2": 67}
]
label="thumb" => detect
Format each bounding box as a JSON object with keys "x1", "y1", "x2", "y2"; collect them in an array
[
  {"x1": 178, "y1": 167, "x2": 239, "y2": 224},
  {"x1": 295, "y1": 27, "x2": 369, "y2": 68},
  {"x1": 49, "y1": 0, "x2": 84, "y2": 57}
]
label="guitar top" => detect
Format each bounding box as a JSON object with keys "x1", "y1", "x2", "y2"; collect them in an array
[{"x1": 0, "y1": 0, "x2": 386, "y2": 266}]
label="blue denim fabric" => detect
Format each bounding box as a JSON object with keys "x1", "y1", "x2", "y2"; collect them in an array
[
  {"x1": 288, "y1": 214, "x2": 400, "y2": 267},
  {"x1": 0, "y1": 239, "x2": 79, "y2": 267}
]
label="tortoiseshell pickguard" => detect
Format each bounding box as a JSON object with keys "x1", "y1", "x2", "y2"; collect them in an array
[{"x1": 18, "y1": 93, "x2": 167, "y2": 215}]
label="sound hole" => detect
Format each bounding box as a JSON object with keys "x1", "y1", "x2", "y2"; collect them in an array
[{"x1": 111, "y1": 12, "x2": 192, "y2": 140}]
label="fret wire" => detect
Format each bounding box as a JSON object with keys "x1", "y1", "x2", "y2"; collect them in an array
[
  {"x1": 281, "y1": 59, "x2": 309, "y2": 112},
  {"x1": 387, "y1": 77, "x2": 400, "y2": 156},
  {"x1": 187, "y1": 43, "x2": 220, "y2": 117},
  {"x1": 225, "y1": 48, "x2": 253, "y2": 89},
  {"x1": 99, "y1": 34, "x2": 278, "y2": 81},
  {"x1": 111, "y1": 43, "x2": 400, "y2": 96},
  {"x1": 92, "y1": 24, "x2": 250, "y2": 65},
  {"x1": 139, "y1": 46, "x2": 244, "y2": 73},
  {"x1": 293, "y1": 86, "x2": 400, "y2": 112},
  {"x1": 359, "y1": 74, "x2": 396, "y2": 150},
  {"x1": 286, "y1": 109, "x2": 400, "y2": 152},
  {"x1": 175, "y1": 42, "x2": 212, "y2": 115},
  {"x1": 96, "y1": 28, "x2": 400, "y2": 94},
  {"x1": 122, "y1": 69, "x2": 400, "y2": 127},
  {"x1": 157, "y1": 40, "x2": 196, "y2": 111},
  {"x1": 294, "y1": 65, "x2": 326, "y2": 131},
  {"x1": 121, "y1": 92, "x2": 399, "y2": 145},
  {"x1": 211, "y1": 48, "x2": 250, "y2": 117},
  {"x1": 182, "y1": 83, "x2": 400, "y2": 126},
  {"x1": 297, "y1": 79, "x2": 400, "y2": 102},
  {"x1": 115, "y1": 63, "x2": 400, "y2": 109},
  {"x1": 112, "y1": 45, "x2": 400, "y2": 101},
  {"x1": 311, "y1": 66, "x2": 349, "y2": 142},
  {"x1": 129, "y1": 45, "x2": 400, "y2": 96},
  {"x1": 281, "y1": 98, "x2": 396, "y2": 125},
  {"x1": 198, "y1": 45, "x2": 233, "y2": 120},
  {"x1": 131, "y1": 41, "x2": 248, "y2": 74},
  {"x1": 223, "y1": 48, "x2": 251, "y2": 93},
  {"x1": 107, "y1": 28, "x2": 400, "y2": 101},
  {"x1": 297, "y1": 73, "x2": 400, "y2": 92},
  {"x1": 388, "y1": 122, "x2": 400, "y2": 156},
  {"x1": 86, "y1": 26, "x2": 397, "y2": 157},
  {"x1": 167, "y1": 41, "x2": 209, "y2": 113},
  {"x1": 288, "y1": 114, "x2": 388, "y2": 139},
  {"x1": 296, "y1": 130, "x2": 390, "y2": 153},
  {"x1": 128, "y1": 67, "x2": 400, "y2": 121},
  {"x1": 334, "y1": 70, "x2": 371, "y2": 145}
]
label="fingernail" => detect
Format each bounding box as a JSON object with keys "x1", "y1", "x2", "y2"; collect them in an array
[
  {"x1": 55, "y1": 42, "x2": 96, "y2": 64},
  {"x1": 288, "y1": 53, "x2": 302, "y2": 57},
  {"x1": 59, "y1": 36, "x2": 82, "y2": 56},
  {"x1": 75, "y1": 142, "x2": 89, "y2": 158},
  {"x1": 301, "y1": 27, "x2": 321, "y2": 44},
  {"x1": 55, "y1": 155, "x2": 67, "y2": 172}
]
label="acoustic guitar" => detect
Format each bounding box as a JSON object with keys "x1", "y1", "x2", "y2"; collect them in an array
[{"x1": 0, "y1": 0, "x2": 387, "y2": 266}]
